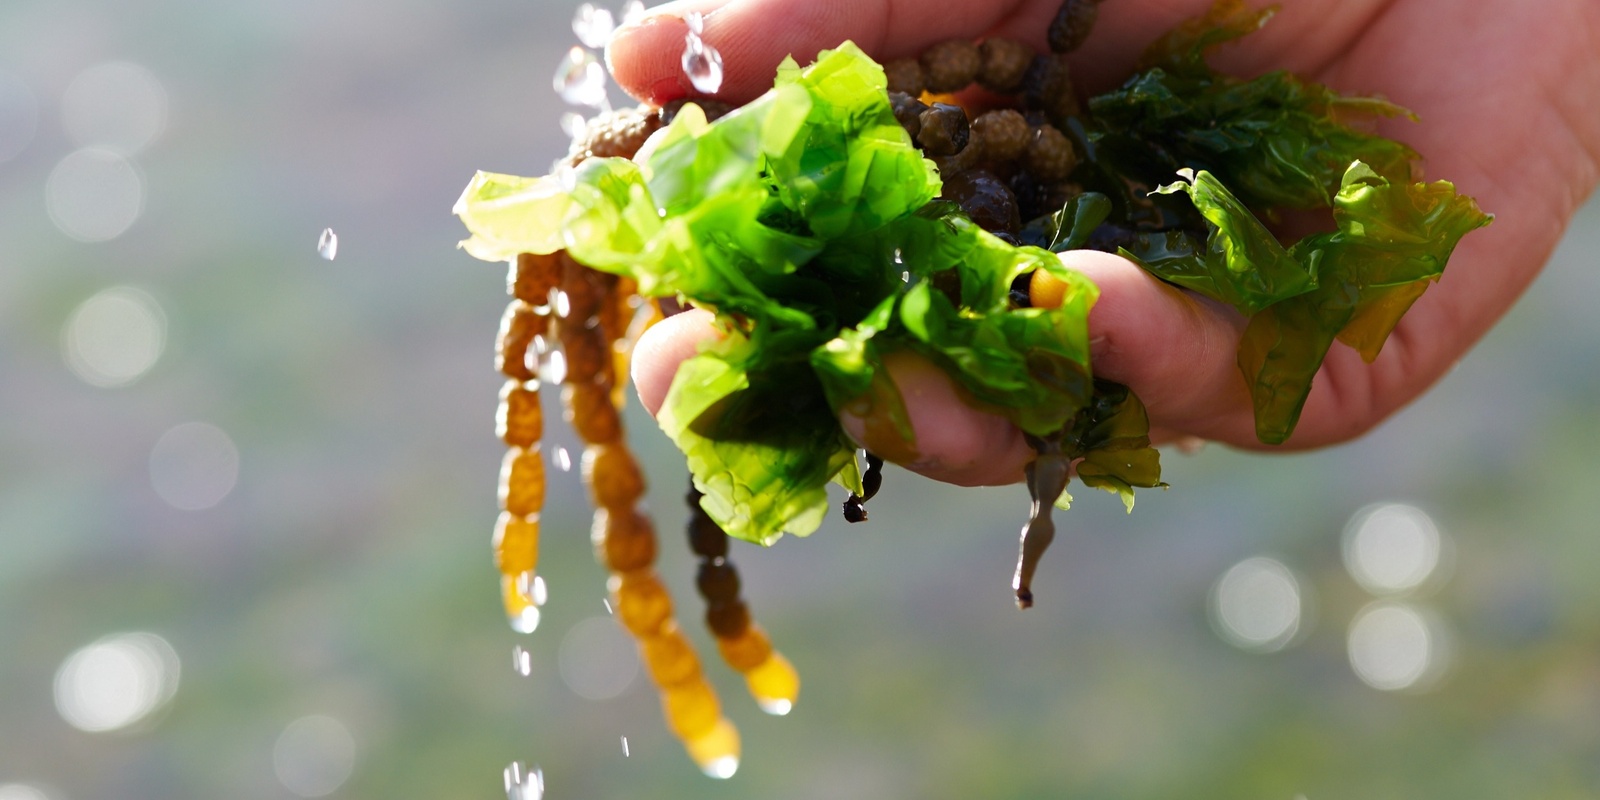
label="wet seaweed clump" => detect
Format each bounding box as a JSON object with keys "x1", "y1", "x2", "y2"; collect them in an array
[{"x1": 455, "y1": 0, "x2": 1490, "y2": 774}]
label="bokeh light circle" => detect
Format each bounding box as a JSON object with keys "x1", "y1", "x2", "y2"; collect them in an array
[
  {"x1": 1342, "y1": 503, "x2": 1444, "y2": 595},
  {"x1": 0, "y1": 69, "x2": 38, "y2": 164},
  {"x1": 149, "y1": 421, "x2": 240, "y2": 510},
  {"x1": 61, "y1": 61, "x2": 167, "y2": 154},
  {"x1": 1347, "y1": 602, "x2": 1449, "y2": 692},
  {"x1": 557, "y1": 616, "x2": 639, "y2": 700},
  {"x1": 52, "y1": 632, "x2": 181, "y2": 733},
  {"x1": 1209, "y1": 556, "x2": 1305, "y2": 653},
  {"x1": 62, "y1": 286, "x2": 167, "y2": 387},
  {"x1": 46, "y1": 148, "x2": 144, "y2": 242},
  {"x1": 272, "y1": 715, "x2": 357, "y2": 798},
  {"x1": 0, "y1": 784, "x2": 53, "y2": 800}
]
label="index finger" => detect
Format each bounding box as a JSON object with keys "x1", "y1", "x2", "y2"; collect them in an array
[{"x1": 606, "y1": 0, "x2": 1032, "y2": 105}]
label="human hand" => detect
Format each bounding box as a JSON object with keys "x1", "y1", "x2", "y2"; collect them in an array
[{"x1": 610, "y1": 0, "x2": 1600, "y2": 485}]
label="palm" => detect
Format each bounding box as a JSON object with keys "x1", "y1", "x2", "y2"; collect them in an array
[{"x1": 611, "y1": 0, "x2": 1600, "y2": 481}]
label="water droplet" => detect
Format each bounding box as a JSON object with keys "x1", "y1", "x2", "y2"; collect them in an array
[
  {"x1": 504, "y1": 762, "x2": 543, "y2": 800},
  {"x1": 757, "y1": 697, "x2": 793, "y2": 716},
  {"x1": 572, "y1": 4, "x2": 616, "y2": 49},
  {"x1": 620, "y1": 0, "x2": 645, "y2": 25},
  {"x1": 702, "y1": 756, "x2": 739, "y2": 780},
  {"x1": 620, "y1": 735, "x2": 630, "y2": 757},
  {"x1": 554, "y1": 46, "x2": 608, "y2": 109},
  {"x1": 554, "y1": 290, "x2": 573, "y2": 319},
  {"x1": 553, "y1": 446, "x2": 572, "y2": 473},
  {"x1": 680, "y1": 39, "x2": 724, "y2": 95},
  {"x1": 892, "y1": 247, "x2": 904, "y2": 264},
  {"x1": 318, "y1": 228, "x2": 338, "y2": 260},
  {"x1": 515, "y1": 572, "x2": 549, "y2": 607},
  {"x1": 509, "y1": 605, "x2": 541, "y2": 634},
  {"x1": 541, "y1": 349, "x2": 568, "y2": 385},
  {"x1": 684, "y1": 10, "x2": 704, "y2": 35},
  {"x1": 559, "y1": 111, "x2": 587, "y2": 142},
  {"x1": 900, "y1": 270, "x2": 910, "y2": 283},
  {"x1": 602, "y1": 597, "x2": 613, "y2": 615},
  {"x1": 512, "y1": 645, "x2": 532, "y2": 677}
]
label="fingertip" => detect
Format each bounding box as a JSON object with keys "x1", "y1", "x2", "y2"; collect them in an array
[
  {"x1": 631, "y1": 308, "x2": 719, "y2": 416},
  {"x1": 838, "y1": 350, "x2": 1031, "y2": 487},
  {"x1": 1056, "y1": 248, "x2": 1255, "y2": 440}
]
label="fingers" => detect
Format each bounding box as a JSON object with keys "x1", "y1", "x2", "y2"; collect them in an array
[
  {"x1": 1061, "y1": 250, "x2": 1258, "y2": 445},
  {"x1": 607, "y1": 0, "x2": 1032, "y2": 105},
  {"x1": 837, "y1": 350, "x2": 1034, "y2": 487},
  {"x1": 632, "y1": 308, "x2": 720, "y2": 416},
  {"x1": 632, "y1": 307, "x2": 1033, "y2": 486}
]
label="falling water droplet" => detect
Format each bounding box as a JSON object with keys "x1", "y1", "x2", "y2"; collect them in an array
[
  {"x1": 512, "y1": 645, "x2": 533, "y2": 676},
  {"x1": 702, "y1": 756, "x2": 739, "y2": 780},
  {"x1": 684, "y1": 10, "x2": 705, "y2": 35},
  {"x1": 554, "y1": 46, "x2": 608, "y2": 109},
  {"x1": 620, "y1": 0, "x2": 645, "y2": 25},
  {"x1": 541, "y1": 350, "x2": 568, "y2": 386},
  {"x1": 572, "y1": 3, "x2": 616, "y2": 49},
  {"x1": 516, "y1": 572, "x2": 550, "y2": 607},
  {"x1": 602, "y1": 597, "x2": 613, "y2": 615},
  {"x1": 503, "y1": 762, "x2": 543, "y2": 800},
  {"x1": 509, "y1": 605, "x2": 541, "y2": 634},
  {"x1": 757, "y1": 697, "x2": 794, "y2": 716},
  {"x1": 680, "y1": 39, "x2": 724, "y2": 94},
  {"x1": 620, "y1": 735, "x2": 630, "y2": 757},
  {"x1": 553, "y1": 446, "x2": 572, "y2": 473},
  {"x1": 317, "y1": 228, "x2": 338, "y2": 260},
  {"x1": 559, "y1": 111, "x2": 587, "y2": 142}
]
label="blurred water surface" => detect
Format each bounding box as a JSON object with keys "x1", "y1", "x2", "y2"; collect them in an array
[{"x1": 2, "y1": 1, "x2": 1598, "y2": 798}]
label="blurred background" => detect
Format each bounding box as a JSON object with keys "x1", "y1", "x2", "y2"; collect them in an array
[{"x1": 2, "y1": 0, "x2": 1598, "y2": 798}]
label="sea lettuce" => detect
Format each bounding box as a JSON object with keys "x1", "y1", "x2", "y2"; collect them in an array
[{"x1": 456, "y1": 43, "x2": 1135, "y2": 544}]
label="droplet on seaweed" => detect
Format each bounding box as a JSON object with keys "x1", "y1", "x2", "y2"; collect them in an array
[
  {"x1": 554, "y1": 290, "x2": 573, "y2": 319},
  {"x1": 317, "y1": 228, "x2": 337, "y2": 260},
  {"x1": 554, "y1": 46, "x2": 608, "y2": 109},
  {"x1": 684, "y1": 10, "x2": 704, "y2": 35},
  {"x1": 681, "y1": 39, "x2": 723, "y2": 94},
  {"x1": 512, "y1": 645, "x2": 532, "y2": 677},
  {"x1": 572, "y1": 3, "x2": 616, "y2": 49},
  {"x1": 620, "y1": 0, "x2": 645, "y2": 25},
  {"x1": 559, "y1": 111, "x2": 587, "y2": 142},
  {"x1": 553, "y1": 446, "x2": 572, "y2": 473}
]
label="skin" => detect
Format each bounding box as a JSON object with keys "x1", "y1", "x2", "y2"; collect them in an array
[{"x1": 613, "y1": 0, "x2": 1600, "y2": 486}]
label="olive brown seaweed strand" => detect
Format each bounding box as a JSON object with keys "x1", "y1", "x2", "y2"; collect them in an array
[
  {"x1": 555, "y1": 253, "x2": 742, "y2": 775},
  {"x1": 687, "y1": 485, "x2": 801, "y2": 715},
  {"x1": 494, "y1": 252, "x2": 561, "y2": 632}
]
